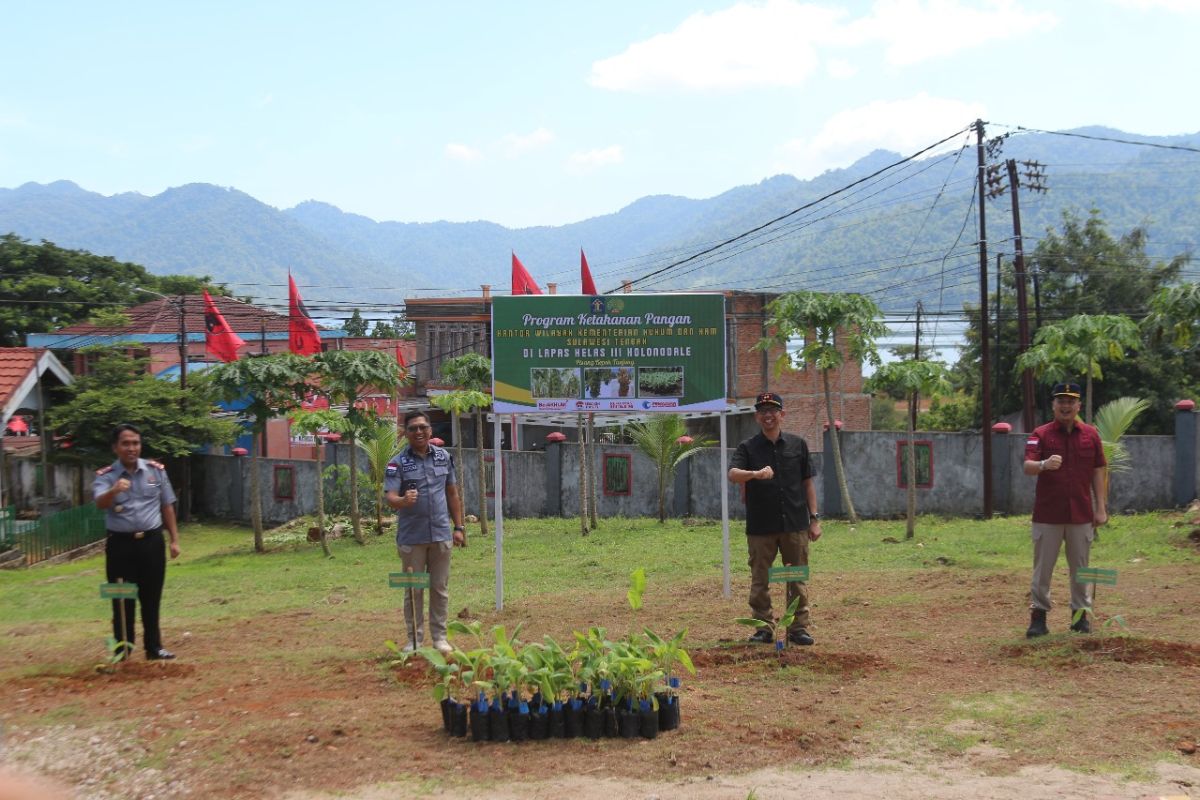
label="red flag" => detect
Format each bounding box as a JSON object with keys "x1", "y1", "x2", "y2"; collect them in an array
[
  {"x1": 288, "y1": 274, "x2": 322, "y2": 355},
  {"x1": 202, "y1": 290, "x2": 245, "y2": 362},
  {"x1": 581, "y1": 249, "x2": 598, "y2": 295},
  {"x1": 511, "y1": 252, "x2": 542, "y2": 295},
  {"x1": 396, "y1": 344, "x2": 408, "y2": 368}
]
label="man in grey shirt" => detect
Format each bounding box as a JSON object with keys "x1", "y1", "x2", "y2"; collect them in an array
[
  {"x1": 385, "y1": 410, "x2": 465, "y2": 654},
  {"x1": 92, "y1": 423, "x2": 181, "y2": 660}
]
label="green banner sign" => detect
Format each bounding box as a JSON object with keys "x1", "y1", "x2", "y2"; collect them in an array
[
  {"x1": 1075, "y1": 567, "x2": 1118, "y2": 586},
  {"x1": 389, "y1": 572, "x2": 431, "y2": 589},
  {"x1": 768, "y1": 565, "x2": 810, "y2": 583},
  {"x1": 100, "y1": 582, "x2": 138, "y2": 599},
  {"x1": 490, "y1": 294, "x2": 727, "y2": 413}
]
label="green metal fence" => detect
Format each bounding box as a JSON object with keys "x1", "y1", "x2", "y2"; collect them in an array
[{"x1": 1, "y1": 504, "x2": 108, "y2": 566}]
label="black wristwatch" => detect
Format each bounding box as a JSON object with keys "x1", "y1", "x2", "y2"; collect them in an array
[
  {"x1": 810, "y1": 512, "x2": 821, "y2": 521},
  {"x1": 453, "y1": 525, "x2": 465, "y2": 532}
]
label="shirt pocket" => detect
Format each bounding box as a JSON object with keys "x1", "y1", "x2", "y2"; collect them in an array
[{"x1": 433, "y1": 466, "x2": 450, "y2": 477}]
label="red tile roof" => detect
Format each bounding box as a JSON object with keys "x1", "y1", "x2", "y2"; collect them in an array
[
  {"x1": 53, "y1": 295, "x2": 319, "y2": 336},
  {"x1": 0, "y1": 348, "x2": 43, "y2": 411}
]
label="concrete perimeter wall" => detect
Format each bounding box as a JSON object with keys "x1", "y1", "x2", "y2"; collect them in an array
[{"x1": 191, "y1": 406, "x2": 1198, "y2": 523}]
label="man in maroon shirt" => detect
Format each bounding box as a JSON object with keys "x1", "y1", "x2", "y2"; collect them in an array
[{"x1": 1022, "y1": 382, "x2": 1108, "y2": 637}]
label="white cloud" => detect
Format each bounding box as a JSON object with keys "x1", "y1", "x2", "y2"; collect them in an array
[
  {"x1": 445, "y1": 142, "x2": 483, "y2": 162},
  {"x1": 846, "y1": 0, "x2": 1058, "y2": 66},
  {"x1": 590, "y1": 0, "x2": 1056, "y2": 91},
  {"x1": 826, "y1": 58, "x2": 857, "y2": 79},
  {"x1": 1107, "y1": 0, "x2": 1200, "y2": 10},
  {"x1": 589, "y1": 0, "x2": 841, "y2": 91},
  {"x1": 566, "y1": 145, "x2": 624, "y2": 175},
  {"x1": 501, "y1": 127, "x2": 556, "y2": 157},
  {"x1": 775, "y1": 93, "x2": 983, "y2": 178}
]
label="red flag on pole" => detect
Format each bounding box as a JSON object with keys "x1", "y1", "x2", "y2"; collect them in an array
[
  {"x1": 396, "y1": 344, "x2": 408, "y2": 368},
  {"x1": 202, "y1": 290, "x2": 245, "y2": 362},
  {"x1": 581, "y1": 249, "x2": 598, "y2": 295},
  {"x1": 511, "y1": 252, "x2": 542, "y2": 295},
  {"x1": 288, "y1": 274, "x2": 322, "y2": 355}
]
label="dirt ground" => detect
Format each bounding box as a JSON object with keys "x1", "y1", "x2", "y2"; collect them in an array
[{"x1": 2, "y1": 566, "x2": 1198, "y2": 799}]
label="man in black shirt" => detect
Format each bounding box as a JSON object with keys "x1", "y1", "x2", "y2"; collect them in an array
[{"x1": 728, "y1": 392, "x2": 822, "y2": 645}]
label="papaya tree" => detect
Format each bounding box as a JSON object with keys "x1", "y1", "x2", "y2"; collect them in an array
[
  {"x1": 208, "y1": 354, "x2": 315, "y2": 552},
  {"x1": 756, "y1": 291, "x2": 886, "y2": 524},
  {"x1": 310, "y1": 350, "x2": 405, "y2": 544},
  {"x1": 867, "y1": 360, "x2": 952, "y2": 539}
]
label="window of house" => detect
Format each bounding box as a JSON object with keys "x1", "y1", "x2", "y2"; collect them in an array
[
  {"x1": 896, "y1": 441, "x2": 934, "y2": 488},
  {"x1": 603, "y1": 453, "x2": 632, "y2": 496},
  {"x1": 273, "y1": 465, "x2": 295, "y2": 500}
]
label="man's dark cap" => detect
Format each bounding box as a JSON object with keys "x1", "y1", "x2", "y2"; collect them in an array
[
  {"x1": 755, "y1": 392, "x2": 783, "y2": 410},
  {"x1": 1051, "y1": 382, "x2": 1082, "y2": 398}
]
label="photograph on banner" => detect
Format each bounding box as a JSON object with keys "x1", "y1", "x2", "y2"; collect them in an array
[{"x1": 492, "y1": 294, "x2": 726, "y2": 413}]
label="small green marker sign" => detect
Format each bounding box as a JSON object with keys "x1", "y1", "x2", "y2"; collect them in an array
[
  {"x1": 768, "y1": 565, "x2": 810, "y2": 584},
  {"x1": 1075, "y1": 567, "x2": 1118, "y2": 586},
  {"x1": 389, "y1": 572, "x2": 431, "y2": 589},
  {"x1": 100, "y1": 583, "x2": 138, "y2": 599}
]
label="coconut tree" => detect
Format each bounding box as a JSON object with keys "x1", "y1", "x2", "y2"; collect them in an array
[
  {"x1": 867, "y1": 360, "x2": 952, "y2": 539},
  {"x1": 756, "y1": 291, "x2": 886, "y2": 524},
  {"x1": 623, "y1": 415, "x2": 714, "y2": 523},
  {"x1": 1014, "y1": 314, "x2": 1140, "y2": 423},
  {"x1": 310, "y1": 350, "x2": 404, "y2": 544},
  {"x1": 1093, "y1": 396, "x2": 1151, "y2": 502},
  {"x1": 289, "y1": 408, "x2": 350, "y2": 557},
  {"x1": 208, "y1": 354, "x2": 315, "y2": 552},
  {"x1": 436, "y1": 353, "x2": 494, "y2": 536}
]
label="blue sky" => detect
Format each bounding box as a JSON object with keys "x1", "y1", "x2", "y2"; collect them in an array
[{"x1": 2, "y1": 0, "x2": 1197, "y2": 229}]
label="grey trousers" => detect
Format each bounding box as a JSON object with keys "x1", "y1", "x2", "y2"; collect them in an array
[
  {"x1": 1030, "y1": 522, "x2": 1094, "y2": 612},
  {"x1": 398, "y1": 540, "x2": 453, "y2": 644}
]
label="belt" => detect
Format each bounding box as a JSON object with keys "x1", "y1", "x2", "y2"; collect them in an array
[{"x1": 107, "y1": 527, "x2": 162, "y2": 540}]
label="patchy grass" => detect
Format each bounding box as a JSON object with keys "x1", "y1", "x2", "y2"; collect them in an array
[{"x1": 1, "y1": 511, "x2": 1197, "y2": 798}]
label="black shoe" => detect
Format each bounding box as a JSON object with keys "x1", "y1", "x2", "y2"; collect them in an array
[
  {"x1": 1070, "y1": 611, "x2": 1091, "y2": 634},
  {"x1": 1026, "y1": 609, "x2": 1049, "y2": 638},
  {"x1": 747, "y1": 628, "x2": 773, "y2": 644},
  {"x1": 787, "y1": 629, "x2": 815, "y2": 646},
  {"x1": 147, "y1": 648, "x2": 176, "y2": 660}
]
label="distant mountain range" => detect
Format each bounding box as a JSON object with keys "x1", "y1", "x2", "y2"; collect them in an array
[{"x1": 2, "y1": 126, "x2": 1197, "y2": 318}]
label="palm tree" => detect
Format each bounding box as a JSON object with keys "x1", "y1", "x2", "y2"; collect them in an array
[
  {"x1": 1014, "y1": 314, "x2": 1140, "y2": 423},
  {"x1": 356, "y1": 416, "x2": 400, "y2": 536},
  {"x1": 756, "y1": 291, "x2": 886, "y2": 524},
  {"x1": 624, "y1": 414, "x2": 714, "y2": 523},
  {"x1": 867, "y1": 360, "x2": 952, "y2": 538},
  {"x1": 1092, "y1": 396, "x2": 1151, "y2": 502}
]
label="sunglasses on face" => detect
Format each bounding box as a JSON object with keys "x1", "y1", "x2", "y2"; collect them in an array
[{"x1": 406, "y1": 424, "x2": 432, "y2": 432}]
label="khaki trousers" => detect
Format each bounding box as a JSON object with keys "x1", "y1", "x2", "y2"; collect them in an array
[
  {"x1": 747, "y1": 532, "x2": 810, "y2": 631},
  {"x1": 399, "y1": 540, "x2": 453, "y2": 644},
  {"x1": 1030, "y1": 522, "x2": 1094, "y2": 612}
]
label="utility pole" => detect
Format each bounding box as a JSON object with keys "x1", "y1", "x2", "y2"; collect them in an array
[
  {"x1": 911, "y1": 301, "x2": 922, "y2": 431},
  {"x1": 994, "y1": 253, "x2": 1003, "y2": 418},
  {"x1": 986, "y1": 159, "x2": 1048, "y2": 432},
  {"x1": 975, "y1": 119, "x2": 993, "y2": 518},
  {"x1": 1005, "y1": 159, "x2": 1036, "y2": 432}
]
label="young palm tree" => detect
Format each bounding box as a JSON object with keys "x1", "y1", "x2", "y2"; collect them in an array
[
  {"x1": 624, "y1": 415, "x2": 714, "y2": 523},
  {"x1": 356, "y1": 417, "x2": 400, "y2": 536}
]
